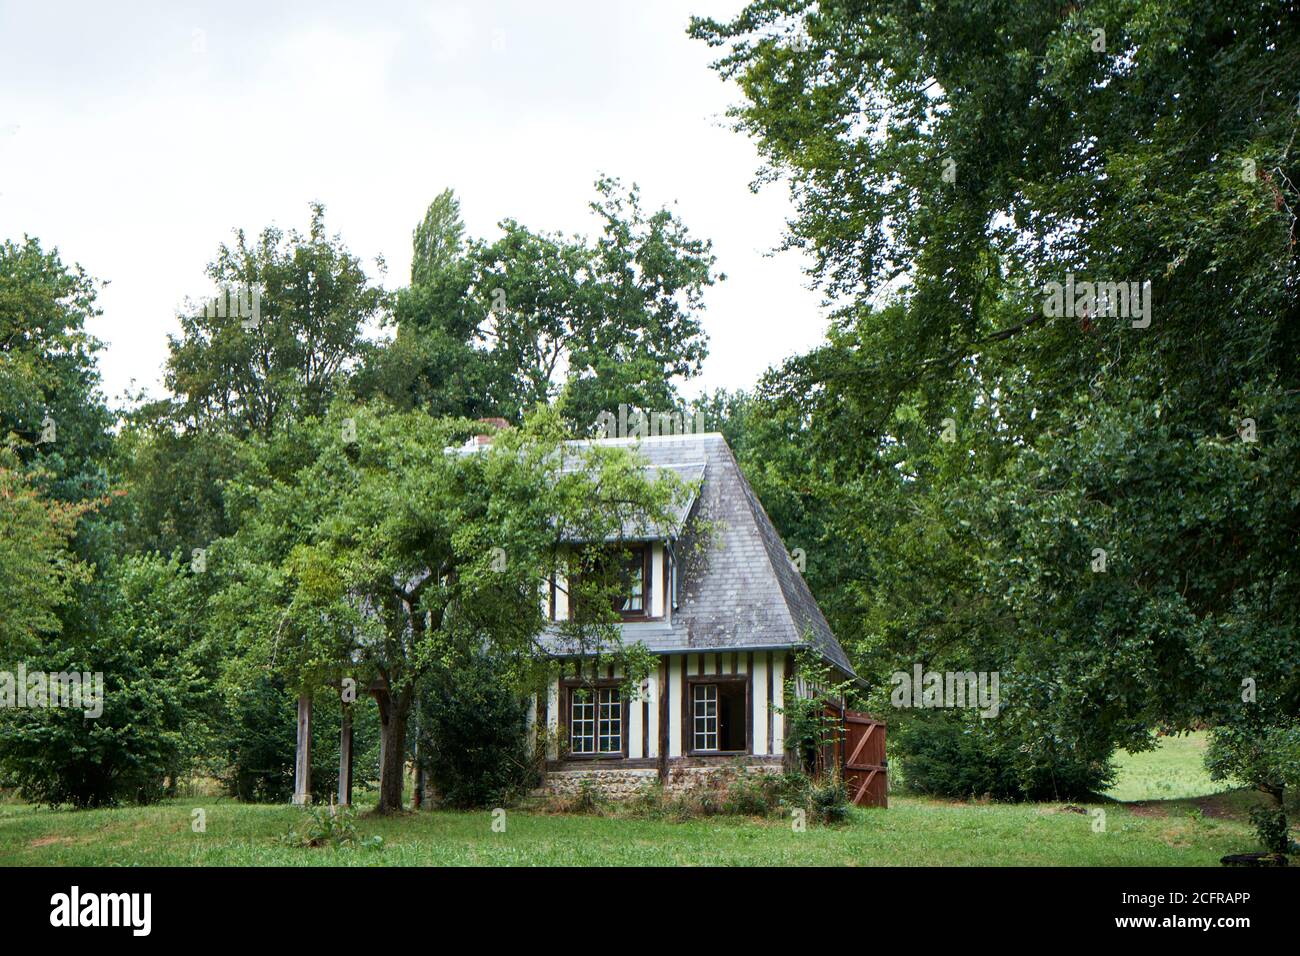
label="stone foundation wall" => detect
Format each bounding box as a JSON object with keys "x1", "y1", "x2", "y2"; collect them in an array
[
  {"x1": 540, "y1": 760, "x2": 783, "y2": 799},
  {"x1": 542, "y1": 767, "x2": 659, "y2": 800}
]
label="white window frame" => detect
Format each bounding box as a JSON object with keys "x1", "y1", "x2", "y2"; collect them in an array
[
  {"x1": 570, "y1": 690, "x2": 597, "y2": 754},
  {"x1": 569, "y1": 686, "x2": 622, "y2": 756},
  {"x1": 693, "y1": 683, "x2": 718, "y2": 751},
  {"x1": 598, "y1": 687, "x2": 622, "y2": 754}
]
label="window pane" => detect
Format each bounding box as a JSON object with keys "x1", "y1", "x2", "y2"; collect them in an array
[
  {"x1": 620, "y1": 548, "x2": 645, "y2": 613},
  {"x1": 570, "y1": 690, "x2": 595, "y2": 754},
  {"x1": 693, "y1": 684, "x2": 718, "y2": 751},
  {"x1": 597, "y1": 687, "x2": 622, "y2": 753}
]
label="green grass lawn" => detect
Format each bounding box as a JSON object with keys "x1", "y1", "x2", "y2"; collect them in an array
[
  {"x1": 0, "y1": 793, "x2": 1262, "y2": 866},
  {"x1": 1105, "y1": 732, "x2": 1225, "y2": 802},
  {"x1": 0, "y1": 733, "x2": 1274, "y2": 866}
]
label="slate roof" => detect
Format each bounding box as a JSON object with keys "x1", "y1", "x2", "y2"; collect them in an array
[
  {"x1": 545, "y1": 432, "x2": 855, "y2": 678},
  {"x1": 557, "y1": 460, "x2": 706, "y2": 541}
]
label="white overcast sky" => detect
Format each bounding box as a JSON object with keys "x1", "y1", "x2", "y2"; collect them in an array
[{"x1": 0, "y1": 0, "x2": 828, "y2": 408}]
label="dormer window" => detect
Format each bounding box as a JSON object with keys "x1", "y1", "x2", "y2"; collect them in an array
[
  {"x1": 619, "y1": 545, "x2": 648, "y2": 618},
  {"x1": 555, "y1": 543, "x2": 656, "y2": 623}
]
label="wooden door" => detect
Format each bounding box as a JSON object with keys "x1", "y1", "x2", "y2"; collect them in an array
[{"x1": 843, "y1": 711, "x2": 887, "y2": 808}]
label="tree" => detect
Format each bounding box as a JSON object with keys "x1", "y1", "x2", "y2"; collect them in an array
[
  {"x1": 411, "y1": 188, "x2": 465, "y2": 288},
  {"x1": 1207, "y1": 700, "x2": 1300, "y2": 853},
  {"x1": 691, "y1": 0, "x2": 1300, "y2": 795},
  {"x1": 127, "y1": 205, "x2": 388, "y2": 558},
  {"x1": 414, "y1": 649, "x2": 533, "y2": 808},
  {"x1": 165, "y1": 203, "x2": 387, "y2": 437},
  {"x1": 112, "y1": 398, "x2": 245, "y2": 558},
  {"x1": 211, "y1": 404, "x2": 688, "y2": 811},
  {"x1": 362, "y1": 178, "x2": 721, "y2": 431},
  {"x1": 0, "y1": 236, "x2": 114, "y2": 487},
  {"x1": 0, "y1": 448, "x2": 95, "y2": 661},
  {"x1": 0, "y1": 236, "x2": 125, "y2": 798},
  {"x1": 0, "y1": 554, "x2": 218, "y2": 807}
]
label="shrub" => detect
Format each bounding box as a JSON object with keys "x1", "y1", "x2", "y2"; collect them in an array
[
  {"x1": 572, "y1": 778, "x2": 608, "y2": 814},
  {"x1": 552, "y1": 767, "x2": 848, "y2": 825},
  {"x1": 722, "y1": 772, "x2": 779, "y2": 816},
  {"x1": 1208, "y1": 714, "x2": 1300, "y2": 856},
  {"x1": 221, "y1": 676, "x2": 304, "y2": 802},
  {"x1": 1248, "y1": 806, "x2": 1292, "y2": 856},
  {"x1": 0, "y1": 555, "x2": 219, "y2": 808},
  {"x1": 544, "y1": 777, "x2": 613, "y2": 816},
  {"x1": 807, "y1": 775, "x2": 852, "y2": 824},
  {"x1": 281, "y1": 803, "x2": 382, "y2": 850},
  {"x1": 415, "y1": 652, "x2": 534, "y2": 808},
  {"x1": 629, "y1": 779, "x2": 669, "y2": 817},
  {"x1": 892, "y1": 710, "x2": 1113, "y2": 800}
]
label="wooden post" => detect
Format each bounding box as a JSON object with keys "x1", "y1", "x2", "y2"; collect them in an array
[
  {"x1": 293, "y1": 692, "x2": 312, "y2": 805},
  {"x1": 413, "y1": 709, "x2": 424, "y2": 810},
  {"x1": 338, "y1": 704, "x2": 353, "y2": 807}
]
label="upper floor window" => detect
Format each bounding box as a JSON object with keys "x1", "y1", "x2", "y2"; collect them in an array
[
  {"x1": 564, "y1": 544, "x2": 651, "y2": 623},
  {"x1": 619, "y1": 545, "x2": 647, "y2": 617}
]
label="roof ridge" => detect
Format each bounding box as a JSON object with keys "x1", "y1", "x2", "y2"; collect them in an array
[{"x1": 564, "y1": 432, "x2": 726, "y2": 447}]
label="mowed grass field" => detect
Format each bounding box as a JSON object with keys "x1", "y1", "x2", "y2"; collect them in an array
[
  {"x1": 0, "y1": 734, "x2": 1278, "y2": 866},
  {"x1": 1105, "y1": 732, "x2": 1224, "y2": 802}
]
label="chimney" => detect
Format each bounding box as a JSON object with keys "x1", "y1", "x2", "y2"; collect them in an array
[{"x1": 470, "y1": 416, "x2": 511, "y2": 446}]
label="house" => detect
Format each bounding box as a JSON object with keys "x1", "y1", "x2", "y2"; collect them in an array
[{"x1": 531, "y1": 431, "x2": 858, "y2": 797}]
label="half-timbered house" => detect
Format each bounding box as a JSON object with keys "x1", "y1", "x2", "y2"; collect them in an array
[{"x1": 532, "y1": 431, "x2": 858, "y2": 797}]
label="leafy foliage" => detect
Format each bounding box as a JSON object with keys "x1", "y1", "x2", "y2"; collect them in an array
[
  {"x1": 893, "y1": 710, "x2": 1114, "y2": 801},
  {"x1": 692, "y1": 0, "x2": 1300, "y2": 798},
  {"x1": 0, "y1": 449, "x2": 96, "y2": 659},
  {"x1": 414, "y1": 651, "x2": 533, "y2": 808},
  {"x1": 362, "y1": 178, "x2": 720, "y2": 431},
  {"x1": 165, "y1": 203, "x2": 386, "y2": 437},
  {"x1": 281, "y1": 803, "x2": 382, "y2": 850},
  {"x1": 552, "y1": 766, "x2": 851, "y2": 825},
  {"x1": 1207, "y1": 711, "x2": 1300, "y2": 851},
  {"x1": 0, "y1": 555, "x2": 218, "y2": 807},
  {"x1": 209, "y1": 403, "x2": 688, "y2": 810},
  {"x1": 217, "y1": 677, "x2": 379, "y2": 804},
  {"x1": 778, "y1": 649, "x2": 857, "y2": 776}
]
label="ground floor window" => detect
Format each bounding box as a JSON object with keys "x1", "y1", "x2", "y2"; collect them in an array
[
  {"x1": 691, "y1": 680, "x2": 747, "y2": 753},
  {"x1": 570, "y1": 686, "x2": 622, "y2": 755}
]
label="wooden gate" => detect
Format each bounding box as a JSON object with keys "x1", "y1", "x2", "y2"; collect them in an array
[{"x1": 842, "y1": 711, "x2": 887, "y2": 808}]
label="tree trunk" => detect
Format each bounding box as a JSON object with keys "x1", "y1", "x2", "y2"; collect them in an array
[{"x1": 374, "y1": 684, "x2": 411, "y2": 813}]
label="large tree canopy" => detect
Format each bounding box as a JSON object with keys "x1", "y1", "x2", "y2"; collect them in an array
[
  {"x1": 0, "y1": 449, "x2": 95, "y2": 662},
  {"x1": 692, "y1": 0, "x2": 1300, "y2": 797},
  {"x1": 0, "y1": 237, "x2": 113, "y2": 496},
  {"x1": 119, "y1": 205, "x2": 388, "y2": 556},
  {"x1": 209, "y1": 404, "x2": 688, "y2": 811},
  {"x1": 165, "y1": 203, "x2": 386, "y2": 438},
  {"x1": 363, "y1": 177, "x2": 721, "y2": 431},
  {"x1": 0, "y1": 238, "x2": 112, "y2": 661}
]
